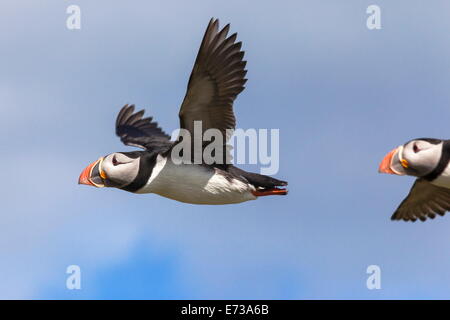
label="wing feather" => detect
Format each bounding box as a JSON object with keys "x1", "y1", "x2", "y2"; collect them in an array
[
  {"x1": 391, "y1": 179, "x2": 450, "y2": 222},
  {"x1": 115, "y1": 104, "x2": 172, "y2": 152},
  {"x1": 178, "y1": 18, "x2": 247, "y2": 144}
]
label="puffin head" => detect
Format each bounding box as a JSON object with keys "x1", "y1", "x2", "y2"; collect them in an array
[
  {"x1": 78, "y1": 152, "x2": 142, "y2": 188},
  {"x1": 379, "y1": 138, "x2": 443, "y2": 177}
]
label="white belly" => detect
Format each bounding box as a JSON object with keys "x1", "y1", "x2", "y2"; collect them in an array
[{"x1": 136, "y1": 155, "x2": 257, "y2": 205}]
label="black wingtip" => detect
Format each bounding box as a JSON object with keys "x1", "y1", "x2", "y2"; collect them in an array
[{"x1": 390, "y1": 212, "x2": 401, "y2": 221}]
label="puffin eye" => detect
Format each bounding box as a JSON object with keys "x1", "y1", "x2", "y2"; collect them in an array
[
  {"x1": 112, "y1": 155, "x2": 119, "y2": 166},
  {"x1": 413, "y1": 144, "x2": 420, "y2": 153}
]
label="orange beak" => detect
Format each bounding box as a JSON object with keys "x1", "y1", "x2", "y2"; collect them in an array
[
  {"x1": 378, "y1": 148, "x2": 398, "y2": 174},
  {"x1": 78, "y1": 158, "x2": 103, "y2": 187}
]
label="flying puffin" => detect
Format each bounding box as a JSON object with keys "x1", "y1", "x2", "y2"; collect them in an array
[
  {"x1": 379, "y1": 138, "x2": 450, "y2": 222},
  {"x1": 78, "y1": 18, "x2": 288, "y2": 205}
]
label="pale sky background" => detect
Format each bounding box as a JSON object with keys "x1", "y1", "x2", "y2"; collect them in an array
[{"x1": 1, "y1": 0, "x2": 450, "y2": 299}]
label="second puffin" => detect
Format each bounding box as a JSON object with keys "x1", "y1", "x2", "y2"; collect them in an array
[{"x1": 379, "y1": 138, "x2": 450, "y2": 222}]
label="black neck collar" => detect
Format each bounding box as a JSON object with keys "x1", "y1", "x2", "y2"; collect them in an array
[
  {"x1": 423, "y1": 140, "x2": 450, "y2": 182},
  {"x1": 120, "y1": 152, "x2": 157, "y2": 192}
]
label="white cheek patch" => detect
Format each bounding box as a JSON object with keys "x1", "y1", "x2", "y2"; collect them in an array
[
  {"x1": 103, "y1": 158, "x2": 140, "y2": 186},
  {"x1": 403, "y1": 141, "x2": 443, "y2": 177},
  {"x1": 120, "y1": 161, "x2": 140, "y2": 183},
  {"x1": 414, "y1": 142, "x2": 442, "y2": 172}
]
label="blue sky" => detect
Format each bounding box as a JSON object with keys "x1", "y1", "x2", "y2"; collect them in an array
[{"x1": 1, "y1": 0, "x2": 450, "y2": 299}]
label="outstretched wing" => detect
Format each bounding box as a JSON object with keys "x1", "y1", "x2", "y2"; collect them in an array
[
  {"x1": 178, "y1": 18, "x2": 247, "y2": 144},
  {"x1": 391, "y1": 179, "x2": 450, "y2": 222},
  {"x1": 115, "y1": 104, "x2": 172, "y2": 152}
]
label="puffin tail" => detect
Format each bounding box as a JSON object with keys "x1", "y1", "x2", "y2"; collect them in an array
[{"x1": 227, "y1": 167, "x2": 288, "y2": 197}]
